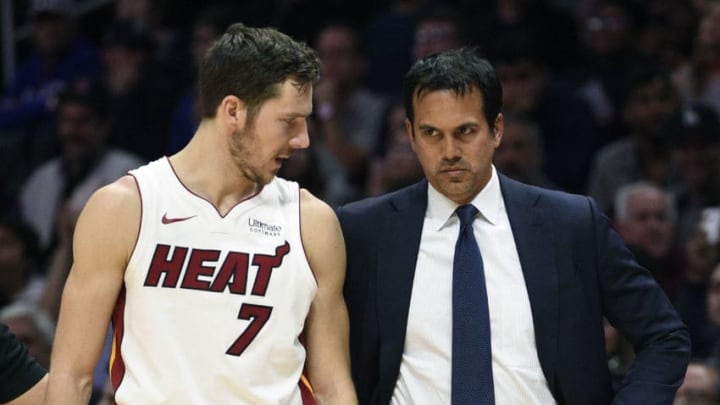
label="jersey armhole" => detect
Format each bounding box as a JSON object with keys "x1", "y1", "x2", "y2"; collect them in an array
[
  {"x1": 297, "y1": 189, "x2": 319, "y2": 286},
  {"x1": 125, "y1": 174, "x2": 143, "y2": 270}
]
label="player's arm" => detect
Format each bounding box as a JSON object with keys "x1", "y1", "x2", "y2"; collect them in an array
[
  {"x1": 300, "y1": 189, "x2": 358, "y2": 405},
  {"x1": 45, "y1": 176, "x2": 140, "y2": 405}
]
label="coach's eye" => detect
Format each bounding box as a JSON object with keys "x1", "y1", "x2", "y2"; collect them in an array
[{"x1": 456, "y1": 125, "x2": 476, "y2": 136}]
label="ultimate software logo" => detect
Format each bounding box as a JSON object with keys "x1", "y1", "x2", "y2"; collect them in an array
[{"x1": 248, "y1": 218, "x2": 282, "y2": 236}]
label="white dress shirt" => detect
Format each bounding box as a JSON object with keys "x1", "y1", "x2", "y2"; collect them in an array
[{"x1": 391, "y1": 167, "x2": 556, "y2": 405}]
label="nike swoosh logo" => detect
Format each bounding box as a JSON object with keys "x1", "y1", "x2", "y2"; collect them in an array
[{"x1": 161, "y1": 213, "x2": 197, "y2": 224}]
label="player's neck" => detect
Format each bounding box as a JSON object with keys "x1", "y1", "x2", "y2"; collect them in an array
[{"x1": 169, "y1": 125, "x2": 261, "y2": 215}]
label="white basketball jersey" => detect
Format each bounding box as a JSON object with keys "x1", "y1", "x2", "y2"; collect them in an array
[{"x1": 110, "y1": 158, "x2": 317, "y2": 405}]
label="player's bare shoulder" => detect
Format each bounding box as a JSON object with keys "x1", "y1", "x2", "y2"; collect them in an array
[
  {"x1": 299, "y1": 188, "x2": 342, "y2": 237},
  {"x1": 73, "y1": 174, "x2": 141, "y2": 264},
  {"x1": 299, "y1": 188, "x2": 345, "y2": 271},
  {"x1": 299, "y1": 188, "x2": 336, "y2": 223},
  {"x1": 81, "y1": 175, "x2": 140, "y2": 221}
]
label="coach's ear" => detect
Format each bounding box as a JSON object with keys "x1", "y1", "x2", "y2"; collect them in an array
[
  {"x1": 406, "y1": 117, "x2": 417, "y2": 153},
  {"x1": 219, "y1": 95, "x2": 248, "y2": 131},
  {"x1": 492, "y1": 113, "x2": 503, "y2": 148}
]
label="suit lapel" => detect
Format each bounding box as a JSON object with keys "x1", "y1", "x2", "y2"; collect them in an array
[
  {"x1": 373, "y1": 177, "x2": 560, "y2": 398},
  {"x1": 499, "y1": 175, "x2": 559, "y2": 391},
  {"x1": 375, "y1": 180, "x2": 427, "y2": 397}
]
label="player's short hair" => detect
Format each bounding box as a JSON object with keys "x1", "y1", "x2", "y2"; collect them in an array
[{"x1": 198, "y1": 23, "x2": 320, "y2": 121}]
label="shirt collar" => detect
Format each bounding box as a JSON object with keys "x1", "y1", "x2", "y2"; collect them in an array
[{"x1": 427, "y1": 165, "x2": 502, "y2": 231}]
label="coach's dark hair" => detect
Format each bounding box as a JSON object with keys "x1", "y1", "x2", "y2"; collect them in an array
[
  {"x1": 199, "y1": 23, "x2": 320, "y2": 120},
  {"x1": 403, "y1": 47, "x2": 502, "y2": 130}
]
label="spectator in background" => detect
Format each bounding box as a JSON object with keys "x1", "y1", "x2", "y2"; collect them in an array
[
  {"x1": 693, "y1": 264, "x2": 720, "y2": 359},
  {"x1": 0, "y1": 304, "x2": 54, "y2": 370},
  {"x1": 675, "y1": 215, "x2": 720, "y2": 360},
  {"x1": 673, "y1": 2, "x2": 720, "y2": 119},
  {"x1": 0, "y1": 217, "x2": 43, "y2": 309},
  {"x1": 492, "y1": 113, "x2": 555, "y2": 189},
  {"x1": 274, "y1": 0, "x2": 376, "y2": 44},
  {"x1": 366, "y1": 101, "x2": 424, "y2": 196},
  {"x1": 674, "y1": 360, "x2": 720, "y2": 405},
  {"x1": 587, "y1": 65, "x2": 681, "y2": 215},
  {"x1": 490, "y1": 30, "x2": 597, "y2": 193},
  {"x1": 0, "y1": 0, "x2": 101, "y2": 133},
  {"x1": 362, "y1": 0, "x2": 422, "y2": 95},
  {"x1": 411, "y1": 5, "x2": 469, "y2": 61},
  {"x1": 691, "y1": 0, "x2": 716, "y2": 15},
  {"x1": 614, "y1": 182, "x2": 685, "y2": 301},
  {"x1": 667, "y1": 105, "x2": 720, "y2": 245},
  {"x1": 473, "y1": 0, "x2": 580, "y2": 73},
  {"x1": 0, "y1": 0, "x2": 101, "y2": 213},
  {"x1": 166, "y1": 5, "x2": 240, "y2": 155},
  {"x1": 313, "y1": 21, "x2": 388, "y2": 204},
  {"x1": 113, "y1": 0, "x2": 193, "y2": 92},
  {"x1": 100, "y1": 20, "x2": 177, "y2": 162},
  {"x1": 634, "y1": 0, "x2": 696, "y2": 74},
  {"x1": 576, "y1": 0, "x2": 642, "y2": 140},
  {"x1": 17, "y1": 82, "x2": 143, "y2": 261}
]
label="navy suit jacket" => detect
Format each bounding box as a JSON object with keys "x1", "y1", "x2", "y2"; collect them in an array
[{"x1": 337, "y1": 175, "x2": 690, "y2": 405}]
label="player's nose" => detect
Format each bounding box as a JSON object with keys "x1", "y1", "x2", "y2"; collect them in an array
[{"x1": 290, "y1": 121, "x2": 310, "y2": 149}]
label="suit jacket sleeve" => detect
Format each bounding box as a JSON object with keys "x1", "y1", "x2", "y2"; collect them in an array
[
  {"x1": 586, "y1": 197, "x2": 690, "y2": 403},
  {"x1": 0, "y1": 322, "x2": 46, "y2": 402},
  {"x1": 337, "y1": 204, "x2": 381, "y2": 404}
]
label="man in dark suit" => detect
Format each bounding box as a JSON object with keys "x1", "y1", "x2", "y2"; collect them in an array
[
  {"x1": 337, "y1": 48, "x2": 690, "y2": 404},
  {"x1": 0, "y1": 321, "x2": 47, "y2": 404}
]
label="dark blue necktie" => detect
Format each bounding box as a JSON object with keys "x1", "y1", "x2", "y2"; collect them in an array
[{"x1": 452, "y1": 204, "x2": 494, "y2": 405}]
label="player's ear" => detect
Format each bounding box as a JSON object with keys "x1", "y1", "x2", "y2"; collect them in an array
[{"x1": 219, "y1": 95, "x2": 247, "y2": 129}]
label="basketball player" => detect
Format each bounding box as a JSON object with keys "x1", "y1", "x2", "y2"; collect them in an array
[{"x1": 45, "y1": 23, "x2": 357, "y2": 404}]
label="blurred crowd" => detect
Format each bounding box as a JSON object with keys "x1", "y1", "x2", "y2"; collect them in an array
[{"x1": 2, "y1": 0, "x2": 720, "y2": 403}]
